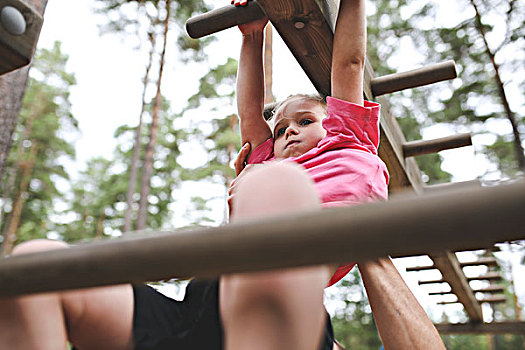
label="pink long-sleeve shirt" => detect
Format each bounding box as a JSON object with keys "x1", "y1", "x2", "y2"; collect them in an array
[{"x1": 247, "y1": 97, "x2": 389, "y2": 286}]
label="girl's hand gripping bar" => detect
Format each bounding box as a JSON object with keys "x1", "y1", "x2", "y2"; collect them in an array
[{"x1": 186, "y1": 1, "x2": 266, "y2": 39}]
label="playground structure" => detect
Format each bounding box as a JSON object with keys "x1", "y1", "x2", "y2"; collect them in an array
[
  {"x1": 1, "y1": 0, "x2": 524, "y2": 336},
  {"x1": 0, "y1": 0, "x2": 42, "y2": 75}
]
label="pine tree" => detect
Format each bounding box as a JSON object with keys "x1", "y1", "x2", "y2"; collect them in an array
[{"x1": 0, "y1": 42, "x2": 77, "y2": 253}]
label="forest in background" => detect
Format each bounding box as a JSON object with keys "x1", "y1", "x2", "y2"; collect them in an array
[{"x1": 0, "y1": 0, "x2": 523, "y2": 348}]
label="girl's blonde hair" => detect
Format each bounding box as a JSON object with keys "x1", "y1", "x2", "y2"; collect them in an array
[{"x1": 263, "y1": 93, "x2": 327, "y2": 121}]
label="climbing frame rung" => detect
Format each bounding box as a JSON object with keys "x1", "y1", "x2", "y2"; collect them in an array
[
  {"x1": 371, "y1": 60, "x2": 457, "y2": 97},
  {"x1": 403, "y1": 133, "x2": 472, "y2": 158},
  {"x1": 185, "y1": 1, "x2": 265, "y2": 39}
]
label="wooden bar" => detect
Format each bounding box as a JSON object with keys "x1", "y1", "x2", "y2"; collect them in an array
[
  {"x1": 478, "y1": 296, "x2": 507, "y2": 304},
  {"x1": 431, "y1": 285, "x2": 505, "y2": 295},
  {"x1": 403, "y1": 133, "x2": 472, "y2": 158},
  {"x1": 405, "y1": 264, "x2": 436, "y2": 272},
  {"x1": 424, "y1": 180, "x2": 481, "y2": 194},
  {"x1": 467, "y1": 272, "x2": 503, "y2": 282},
  {"x1": 0, "y1": 180, "x2": 523, "y2": 298},
  {"x1": 473, "y1": 285, "x2": 505, "y2": 293},
  {"x1": 428, "y1": 290, "x2": 453, "y2": 296},
  {"x1": 185, "y1": 1, "x2": 265, "y2": 39},
  {"x1": 0, "y1": 0, "x2": 43, "y2": 75},
  {"x1": 429, "y1": 251, "x2": 483, "y2": 321},
  {"x1": 460, "y1": 257, "x2": 499, "y2": 267},
  {"x1": 435, "y1": 321, "x2": 525, "y2": 334},
  {"x1": 371, "y1": 60, "x2": 457, "y2": 97},
  {"x1": 419, "y1": 278, "x2": 448, "y2": 285}
]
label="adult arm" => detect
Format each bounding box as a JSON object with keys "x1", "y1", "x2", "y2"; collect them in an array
[
  {"x1": 358, "y1": 258, "x2": 446, "y2": 349},
  {"x1": 331, "y1": 0, "x2": 366, "y2": 106},
  {"x1": 235, "y1": 1, "x2": 272, "y2": 149}
]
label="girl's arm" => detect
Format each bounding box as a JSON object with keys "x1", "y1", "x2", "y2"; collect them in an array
[
  {"x1": 331, "y1": 0, "x2": 366, "y2": 106},
  {"x1": 359, "y1": 258, "x2": 446, "y2": 349},
  {"x1": 235, "y1": 5, "x2": 272, "y2": 149}
]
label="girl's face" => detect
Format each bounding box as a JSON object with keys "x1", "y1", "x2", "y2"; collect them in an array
[{"x1": 271, "y1": 98, "x2": 327, "y2": 159}]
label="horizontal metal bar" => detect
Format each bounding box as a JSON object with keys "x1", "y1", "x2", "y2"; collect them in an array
[
  {"x1": 185, "y1": 2, "x2": 266, "y2": 39},
  {"x1": 0, "y1": 180, "x2": 523, "y2": 297},
  {"x1": 371, "y1": 60, "x2": 457, "y2": 96},
  {"x1": 403, "y1": 133, "x2": 472, "y2": 158}
]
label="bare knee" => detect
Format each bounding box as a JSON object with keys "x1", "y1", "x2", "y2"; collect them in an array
[
  {"x1": 11, "y1": 239, "x2": 69, "y2": 256},
  {"x1": 232, "y1": 162, "x2": 321, "y2": 220}
]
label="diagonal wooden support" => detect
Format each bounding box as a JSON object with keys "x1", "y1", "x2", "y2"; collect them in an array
[{"x1": 428, "y1": 251, "x2": 483, "y2": 321}]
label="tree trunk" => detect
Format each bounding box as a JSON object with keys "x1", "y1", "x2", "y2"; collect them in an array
[
  {"x1": 1, "y1": 141, "x2": 38, "y2": 256},
  {"x1": 124, "y1": 30, "x2": 156, "y2": 233},
  {"x1": 469, "y1": 0, "x2": 525, "y2": 171},
  {"x1": 137, "y1": 0, "x2": 171, "y2": 230},
  {"x1": 264, "y1": 24, "x2": 274, "y2": 104},
  {"x1": 0, "y1": 0, "x2": 48, "y2": 182}
]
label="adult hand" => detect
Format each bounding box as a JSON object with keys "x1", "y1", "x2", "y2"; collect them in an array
[
  {"x1": 234, "y1": 142, "x2": 251, "y2": 176},
  {"x1": 228, "y1": 143, "x2": 255, "y2": 218},
  {"x1": 231, "y1": 0, "x2": 269, "y2": 35}
]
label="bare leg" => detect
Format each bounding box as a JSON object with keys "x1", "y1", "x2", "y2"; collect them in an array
[
  {"x1": 221, "y1": 163, "x2": 332, "y2": 350},
  {"x1": 0, "y1": 239, "x2": 134, "y2": 350}
]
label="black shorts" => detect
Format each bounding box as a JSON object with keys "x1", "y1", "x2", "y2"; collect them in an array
[{"x1": 132, "y1": 279, "x2": 335, "y2": 350}]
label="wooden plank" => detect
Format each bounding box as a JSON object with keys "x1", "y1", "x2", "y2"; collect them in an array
[
  {"x1": 0, "y1": 179, "x2": 523, "y2": 297},
  {"x1": 0, "y1": 0, "x2": 43, "y2": 75},
  {"x1": 428, "y1": 251, "x2": 483, "y2": 321},
  {"x1": 435, "y1": 321, "x2": 525, "y2": 334}
]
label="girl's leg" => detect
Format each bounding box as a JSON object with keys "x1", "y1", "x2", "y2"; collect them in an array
[
  {"x1": 220, "y1": 162, "x2": 332, "y2": 350},
  {"x1": 0, "y1": 239, "x2": 134, "y2": 350}
]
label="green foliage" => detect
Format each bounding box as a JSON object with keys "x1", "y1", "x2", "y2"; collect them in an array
[
  {"x1": 1, "y1": 42, "x2": 77, "y2": 245},
  {"x1": 367, "y1": 0, "x2": 524, "y2": 180},
  {"x1": 328, "y1": 270, "x2": 382, "y2": 349}
]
